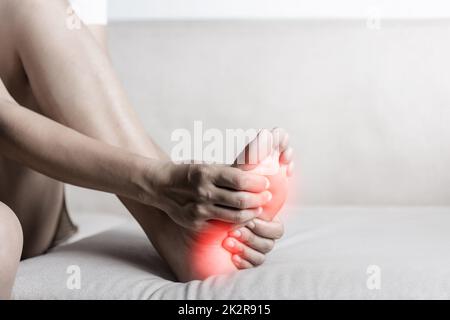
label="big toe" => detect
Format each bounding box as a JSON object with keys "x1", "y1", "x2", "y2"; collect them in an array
[
  {"x1": 234, "y1": 129, "x2": 279, "y2": 175},
  {"x1": 271, "y1": 127, "x2": 290, "y2": 152}
]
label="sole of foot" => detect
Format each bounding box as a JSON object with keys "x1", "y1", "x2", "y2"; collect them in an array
[{"x1": 144, "y1": 129, "x2": 290, "y2": 281}]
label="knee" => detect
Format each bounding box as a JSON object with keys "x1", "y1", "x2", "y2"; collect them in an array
[
  {"x1": 2, "y1": 0, "x2": 57, "y2": 33},
  {"x1": 0, "y1": 202, "x2": 23, "y2": 251},
  {"x1": 0, "y1": 202, "x2": 23, "y2": 299}
]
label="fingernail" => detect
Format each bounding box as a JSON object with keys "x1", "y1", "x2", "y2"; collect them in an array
[
  {"x1": 230, "y1": 230, "x2": 241, "y2": 238},
  {"x1": 225, "y1": 238, "x2": 235, "y2": 248},
  {"x1": 266, "y1": 191, "x2": 272, "y2": 202},
  {"x1": 247, "y1": 220, "x2": 256, "y2": 229},
  {"x1": 265, "y1": 178, "x2": 270, "y2": 189},
  {"x1": 232, "y1": 255, "x2": 241, "y2": 264}
]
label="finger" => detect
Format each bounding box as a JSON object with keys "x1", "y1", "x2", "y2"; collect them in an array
[
  {"x1": 229, "y1": 227, "x2": 275, "y2": 254},
  {"x1": 232, "y1": 254, "x2": 254, "y2": 269},
  {"x1": 223, "y1": 238, "x2": 266, "y2": 266},
  {"x1": 271, "y1": 127, "x2": 290, "y2": 152},
  {"x1": 246, "y1": 217, "x2": 284, "y2": 239},
  {"x1": 280, "y1": 147, "x2": 293, "y2": 165},
  {"x1": 213, "y1": 166, "x2": 270, "y2": 192},
  {"x1": 211, "y1": 187, "x2": 272, "y2": 210},
  {"x1": 207, "y1": 205, "x2": 263, "y2": 224}
]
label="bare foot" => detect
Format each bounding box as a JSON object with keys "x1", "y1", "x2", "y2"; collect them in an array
[
  {"x1": 222, "y1": 128, "x2": 292, "y2": 269},
  {"x1": 234, "y1": 128, "x2": 291, "y2": 221},
  {"x1": 135, "y1": 210, "x2": 233, "y2": 281},
  {"x1": 139, "y1": 129, "x2": 293, "y2": 281}
]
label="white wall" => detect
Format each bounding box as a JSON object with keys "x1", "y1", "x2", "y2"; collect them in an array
[{"x1": 108, "y1": 0, "x2": 450, "y2": 20}]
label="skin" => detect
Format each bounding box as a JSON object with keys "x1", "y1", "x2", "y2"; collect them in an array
[
  {"x1": 0, "y1": 0, "x2": 293, "y2": 296},
  {"x1": 0, "y1": 202, "x2": 23, "y2": 300},
  {"x1": 226, "y1": 128, "x2": 292, "y2": 266}
]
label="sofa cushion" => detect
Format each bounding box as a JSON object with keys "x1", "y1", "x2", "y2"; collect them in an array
[{"x1": 13, "y1": 206, "x2": 450, "y2": 299}]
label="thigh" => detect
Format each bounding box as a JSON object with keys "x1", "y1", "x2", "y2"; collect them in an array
[
  {"x1": 0, "y1": 3, "x2": 118, "y2": 259},
  {"x1": 0, "y1": 81, "x2": 64, "y2": 259},
  {"x1": 0, "y1": 5, "x2": 66, "y2": 259},
  {"x1": 0, "y1": 157, "x2": 64, "y2": 259},
  {"x1": 6, "y1": 0, "x2": 163, "y2": 158}
]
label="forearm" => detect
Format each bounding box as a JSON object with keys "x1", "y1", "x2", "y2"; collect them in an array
[{"x1": 0, "y1": 98, "x2": 156, "y2": 201}]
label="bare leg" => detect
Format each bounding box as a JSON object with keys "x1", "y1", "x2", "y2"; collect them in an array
[
  {"x1": 3, "y1": 0, "x2": 289, "y2": 280},
  {"x1": 0, "y1": 159, "x2": 66, "y2": 258},
  {"x1": 0, "y1": 16, "x2": 67, "y2": 258},
  {"x1": 1, "y1": 0, "x2": 226, "y2": 280},
  {"x1": 0, "y1": 0, "x2": 157, "y2": 259},
  {"x1": 0, "y1": 202, "x2": 23, "y2": 299}
]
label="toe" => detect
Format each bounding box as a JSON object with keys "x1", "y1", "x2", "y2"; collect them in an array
[
  {"x1": 246, "y1": 218, "x2": 284, "y2": 240},
  {"x1": 280, "y1": 147, "x2": 293, "y2": 164},
  {"x1": 232, "y1": 255, "x2": 254, "y2": 269},
  {"x1": 224, "y1": 236, "x2": 267, "y2": 267},
  {"x1": 271, "y1": 127, "x2": 290, "y2": 151},
  {"x1": 230, "y1": 227, "x2": 275, "y2": 254},
  {"x1": 236, "y1": 245, "x2": 266, "y2": 266},
  {"x1": 234, "y1": 129, "x2": 274, "y2": 170},
  {"x1": 223, "y1": 237, "x2": 239, "y2": 253}
]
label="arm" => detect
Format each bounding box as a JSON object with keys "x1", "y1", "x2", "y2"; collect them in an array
[
  {"x1": 0, "y1": 95, "x2": 152, "y2": 201},
  {"x1": 5, "y1": 0, "x2": 272, "y2": 231},
  {"x1": 0, "y1": 90, "x2": 271, "y2": 229}
]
